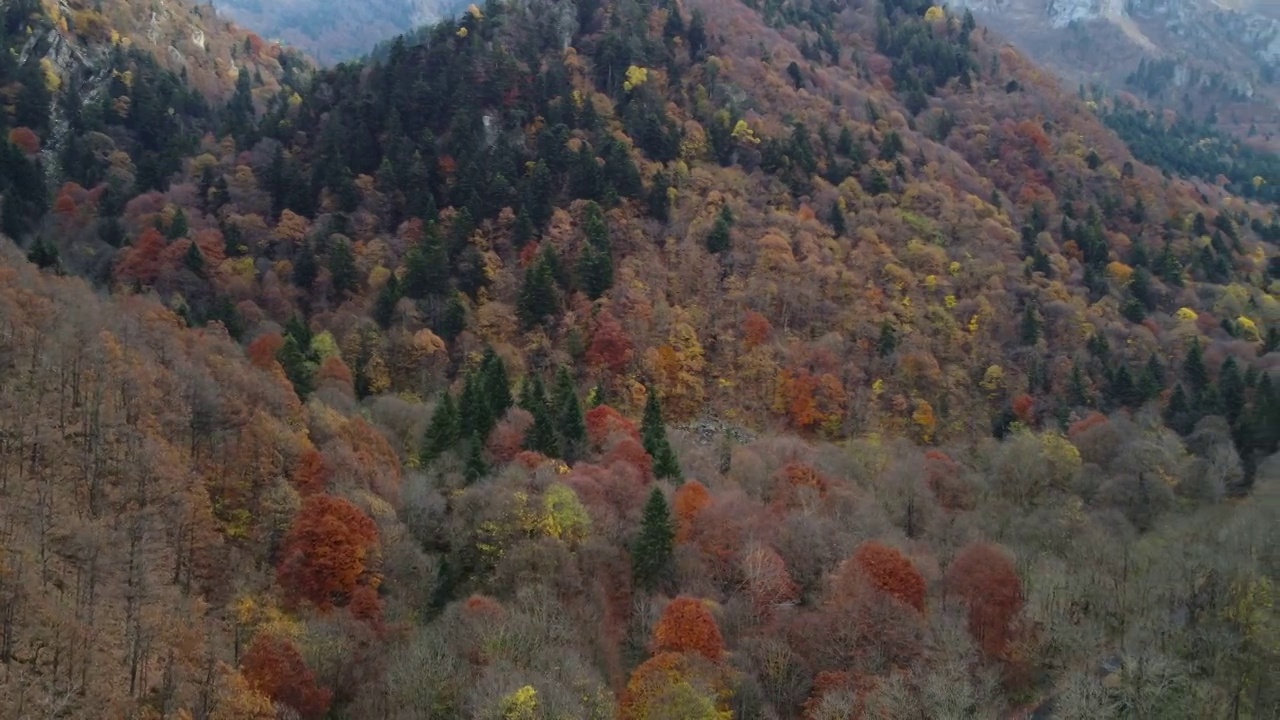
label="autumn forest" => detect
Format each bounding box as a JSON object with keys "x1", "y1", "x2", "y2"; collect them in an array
[{"x1": 0, "y1": 0, "x2": 1277, "y2": 717}]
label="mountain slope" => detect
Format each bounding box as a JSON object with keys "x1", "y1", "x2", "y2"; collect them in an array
[
  {"x1": 951, "y1": 0, "x2": 1280, "y2": 151},
  {"x1": 1, "y1": 0, "x2": 1278, "y2": 717}
]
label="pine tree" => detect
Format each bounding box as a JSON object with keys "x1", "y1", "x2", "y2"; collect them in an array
[
  {"x1": 373, "y1": 274, "x2": 400, "y2": 328},
  {"x1": 183, "y1": 240, "x2": 205, "y2": 275},
  {"x1": 642, "y1": 389, "x2": 682, "y2": 481},
  {"x1": 277, "y1": 335, "x2": 315, "y2": 399},
  {"x1": 632, "y1": 487, "x2": 675, "y2": 593},
  {"x1": 421, "y1": 394, "x2": 460, "y2": 463},
  {"x1": 1020, "y1": 303, "x2": 1041, "y2": 346},
  {"x1": 459, "y1": 371, "x2": 495, "y2": 441},
  {"x1": 646, "y1": 171, "x2": 671, "y2": 222},
  {"x1": 328, "y1": 238, "x2": 358, "y2": 298},
  {"x1": 480, "y1": 348, "x2": 513, "y2": 418},
  {"x1": 517, "y1": 254, "x2": 558, "y2": 329},
  {"x1": 554, "y1": 367, "x2": 586, "y2": 461},
  {"x1": 1110, "y1": 364, "x2": 1140, "y2": 409},
  {"x1": 877, "y1": 320, "x2": 897, "y2": 357},
  {"x1": 523, "y1": 377, "x2": 561, "y2": 458},
  {"x1": 578, "y1": 204, "x2": 614, "y2": 299},
  {"x1": 464, "y1": 439, "x2": 487, "y2": 484},
  {"x1": 293, "y1": 242, "x2": 317, "y2": 290},
  {"x1": 1184, "y1": 338, "x2": 1208, "y2": 394},
  {"x1": 1138, "y1": 354, "x2": 1164, "y2": 400},
  {"x1": 829, "y1": 203, "x2": 846, "y2": 236},
  {"x1": 167, "y1": 207, "x2": 189, "y2": 240},
  {"x1": 1069, "y1": 364, "x2": 1091, "y2": 407},
  {"x1": 1165, "y1": 384, "x2": 1193, "y2": 434},
  {"x1": 1220, "y1": 356, "x2": 1245, "y2": 423},
  {"x1": 706, "y1": 205, "x2": 732, "y2": 254}
]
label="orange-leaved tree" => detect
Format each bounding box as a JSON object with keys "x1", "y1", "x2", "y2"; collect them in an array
[
  {"x1": 844, "y1": 542, "x2": 927, "y2": 613},
  {"x1": 277, "y1": 494, "x2": 379, "y2": 610},
  {"x1": 652, "y1": 596, "x2": 725, "y2": 661},
  {"x1": 240, "y1": 632, "x2": 332, "y2": 719}
]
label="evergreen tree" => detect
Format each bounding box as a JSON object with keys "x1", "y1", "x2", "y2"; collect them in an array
[
  {"x1": 632, "y1": 487, "x2": 675, "y2": 593},
  {"x1": 183, "y1": 241, "x2": 205, "y2": 275},
  {"x1": 167, "y1": 207, "x2": 189, "y2": 240},
  {"x1": 480, "y1": 348, "x2": 513, "y2": 418},
  {"x1": 328, "y1": 238, "x2": 358, "y2": 298},
  {"x1": 523, "y1": 377, "x2": 560, "y2": 458},
  {"x1": 829, "y1": 203, "x2": 846, "y2": 236},
  {"x1": 26, "y1": 238, "x2": 60, "y2": 271},
  {"x1": 706, "y1": 205, "x2": 732, "y2": 254},
  {"x1": 1165, "y1": 384, "x2": 1193, "y2": 434},
  {"x1": 877, "y1": 320, "x2": 897, "y2": 357},
  {"x1": 1020, "y1": 303, "x2": 1041, "y2": 346},
  {"x1": 277, "y1": 335, "x2": 315, "y2": 399},
  {"x1": 421, "y1": 393, "x2": 461, "y2": 463},
  {"x1": 459, "y1": 371, "x2": 495, "y2": 441},
  {"x1": 1069, "y1": 364, "x2": 1091, "y2": 407},
  {"x1": 1220, "y1": 356, "x2": 1245, "y2": 423},
  {"x1": 578, "y1": 202, "x2": 614, "y2": 298},
  {"x1": 373, "y1": 274, "x2": 400, "y2": 328},
  {"x1": 464, "y1": 439, "x2": 487, "y2": 484},
  {"x1": 642, "y1": 388, "x2": 682, "y2": 481},
  {"x1": 1138, "y1": 354, "x2": 1164, "y2": 400},
  {"x1": 646, "y1": 171, "x2": 671, "y2": 222},
  {"x1": 554, "y1": 367, "x2": 586, "y2": 461},
  {"x1": 1110, "y1": 364, "x2": 1140, "y2": 409},
  {"x1": 517, "y1": 253, "x2": 559, "y2": 329},
  {"x1": 1184, "y1": 338, "x2": 1208, "y2": 394}
]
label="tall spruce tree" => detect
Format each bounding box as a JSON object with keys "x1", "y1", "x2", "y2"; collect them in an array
[
  {"x1": 481, "y1": 348, "x2": 513, "y2": 418},
  {"x1": 1184, "y1": 338, "x2": 1208, "y2": 394},
  {"x1": 632, "y1": 487, "x2": 675, "y2": 592},
  {"x1": 642, "y1": 388, "x2": 681, "y2": 481},
  {"x1": 517, "y1": 254, "x2": 558, "y2": 329},
  {"x1": 464, "y1": 439, "x2": 487, "y2": 484},
  {"x1": 554, "y1": 367, "x2": 586, "y2": 461},
  {"x1": 522, "y1": 377, "x2": 560, "y2": 457},
  {"x1": 421, "y1": 393, "x2": 461, "y2": 463}
]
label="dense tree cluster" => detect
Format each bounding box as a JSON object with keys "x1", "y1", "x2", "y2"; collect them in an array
[{"x1": 0, "y1": 0, "x2": 1277, "y2": 716}]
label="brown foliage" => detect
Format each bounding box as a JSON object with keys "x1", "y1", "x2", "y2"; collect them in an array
[
  {"x1": 843, "y1": 542, "x2": 927, "y2": 613},
  {"x1": 945, "y1": 542, "x2": 1024, "y2": 659},
  {"x1": 277, "y1": 494, "x2": 380, "y2": 610},
  {"x1": 7, "y1": 126, "x2": 40, "y2": 155},
  {"x1": 673, "y1": 480, "x2": 712, "y2": 543},
  {"x1": 240, "y1": 632, "x2": 332, "y2": 719},
  {"x1": 586, "y1": 309, "x2": 635, "y2": 374},
  {"x1": 586, "y1": 404, "x2": 641, "y2": 449},
  {"x1": 652, "y1": 596, "x2": 726, "y2": 661},
  {"x1": 247, "y1": 332, "x2": 284, "y2": 370},
  {"x1": 291, "y1": 449, "x2": 329, "y2": 496}
]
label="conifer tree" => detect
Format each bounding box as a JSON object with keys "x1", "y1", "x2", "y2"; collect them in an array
[
  {"x1": 646, "y1": 171, "x2": 671, "y2": 222},
  {"x1": 481, "y1": 348, "x2": 513, "y2": 418},
  {"x1": 464, "y1": 439, "x2": 487, "y2": 484},
  {"x1": 522, "y1": 378, "x2": 560, "y2": 457},
  {"x1": 642, "y1": 388, "x2": 681, "y2": 481},
  {"x1": 277, "y1": 335, "x2": 315, "y2": 399},
  {"x1": 1165, "y1": 384, "x2": 1193, "y2": 434},
  {"x1": 578, "y1": 202, "x2": 614, "y2": 299},
  {"x1": 1220, "y1": 356, "x2": 1245, "y2": 423},
  {"x1": 877, "y1": 320, "x2": 897, "y2": 357},
  {"x1": 706, "y1": 205, "x2": 732, "y2": 254},
  {"x1": 328, "y1": 238, "x2": 358, "y2": 298},
  {"x1": 459, "y1": 371, "x2": 495, "y2": 441},
  {"x1": 1184, "y1": 338, "x2": 1208, "y2": 394},
  {"x1": 632, "y1": 487, "x2": 675, "y2": 593},
  {"x1": 518, "y1": 254, "x2": 558, "y2": 329},
  {"x1": 421, "y1": 394, "x2": 460, "y2": 464},
  {"x1": 1138, "y1": 354, "x2": 1164, "y2": 400},
  {"x1": 1020, "y1": 303, "x2": 1041, "y2": 346},
  {"x1": 554, "y1": 367, "x2": 586, "y2": 461},
  {"x1": 373, "y1": 274, "x2": 400, "y2": 328},
  {"x1": 829, "y1": 203, "x2": 846, "y2": 236}
]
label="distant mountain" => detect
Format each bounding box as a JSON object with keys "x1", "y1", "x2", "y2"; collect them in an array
[
  {"x1": 949, "y1": 0, "x2": 1280, "y2": 151},
  {"x1": 210, "y1": 0, "x2": 469, "y2": 63}
]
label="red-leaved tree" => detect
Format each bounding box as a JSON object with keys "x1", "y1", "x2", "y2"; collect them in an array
[
  {"x1": 240, "y1": 632, "x2": 332, "y2": 719},
  {"x1": 945, "y1": 542, "x2": 1024, "y2": 659},
  {"x1": 277, "y1": 494, "x2": 379, "y2": 610}
]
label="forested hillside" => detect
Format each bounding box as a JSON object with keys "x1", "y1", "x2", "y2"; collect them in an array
[{"x1": 0, "y1": 0, "x2": 1277, "y2": 717}]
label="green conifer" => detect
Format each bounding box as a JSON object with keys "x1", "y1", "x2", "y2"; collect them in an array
[
  {"x1": 554, "y1": 367, "x2": 586, "y2": 461},
  {"x1": 464, "y1": 439, "x2": 487, "y2": 484},
  {"x1": 632, "y1": 487, "x2": 675, "y2": 593},
  {"x1": 642, "y1": 388, "x2": 681, "y2": 481},
  {"x1": 421, "y1": 394, "x2": 460, "y2": 464}
]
